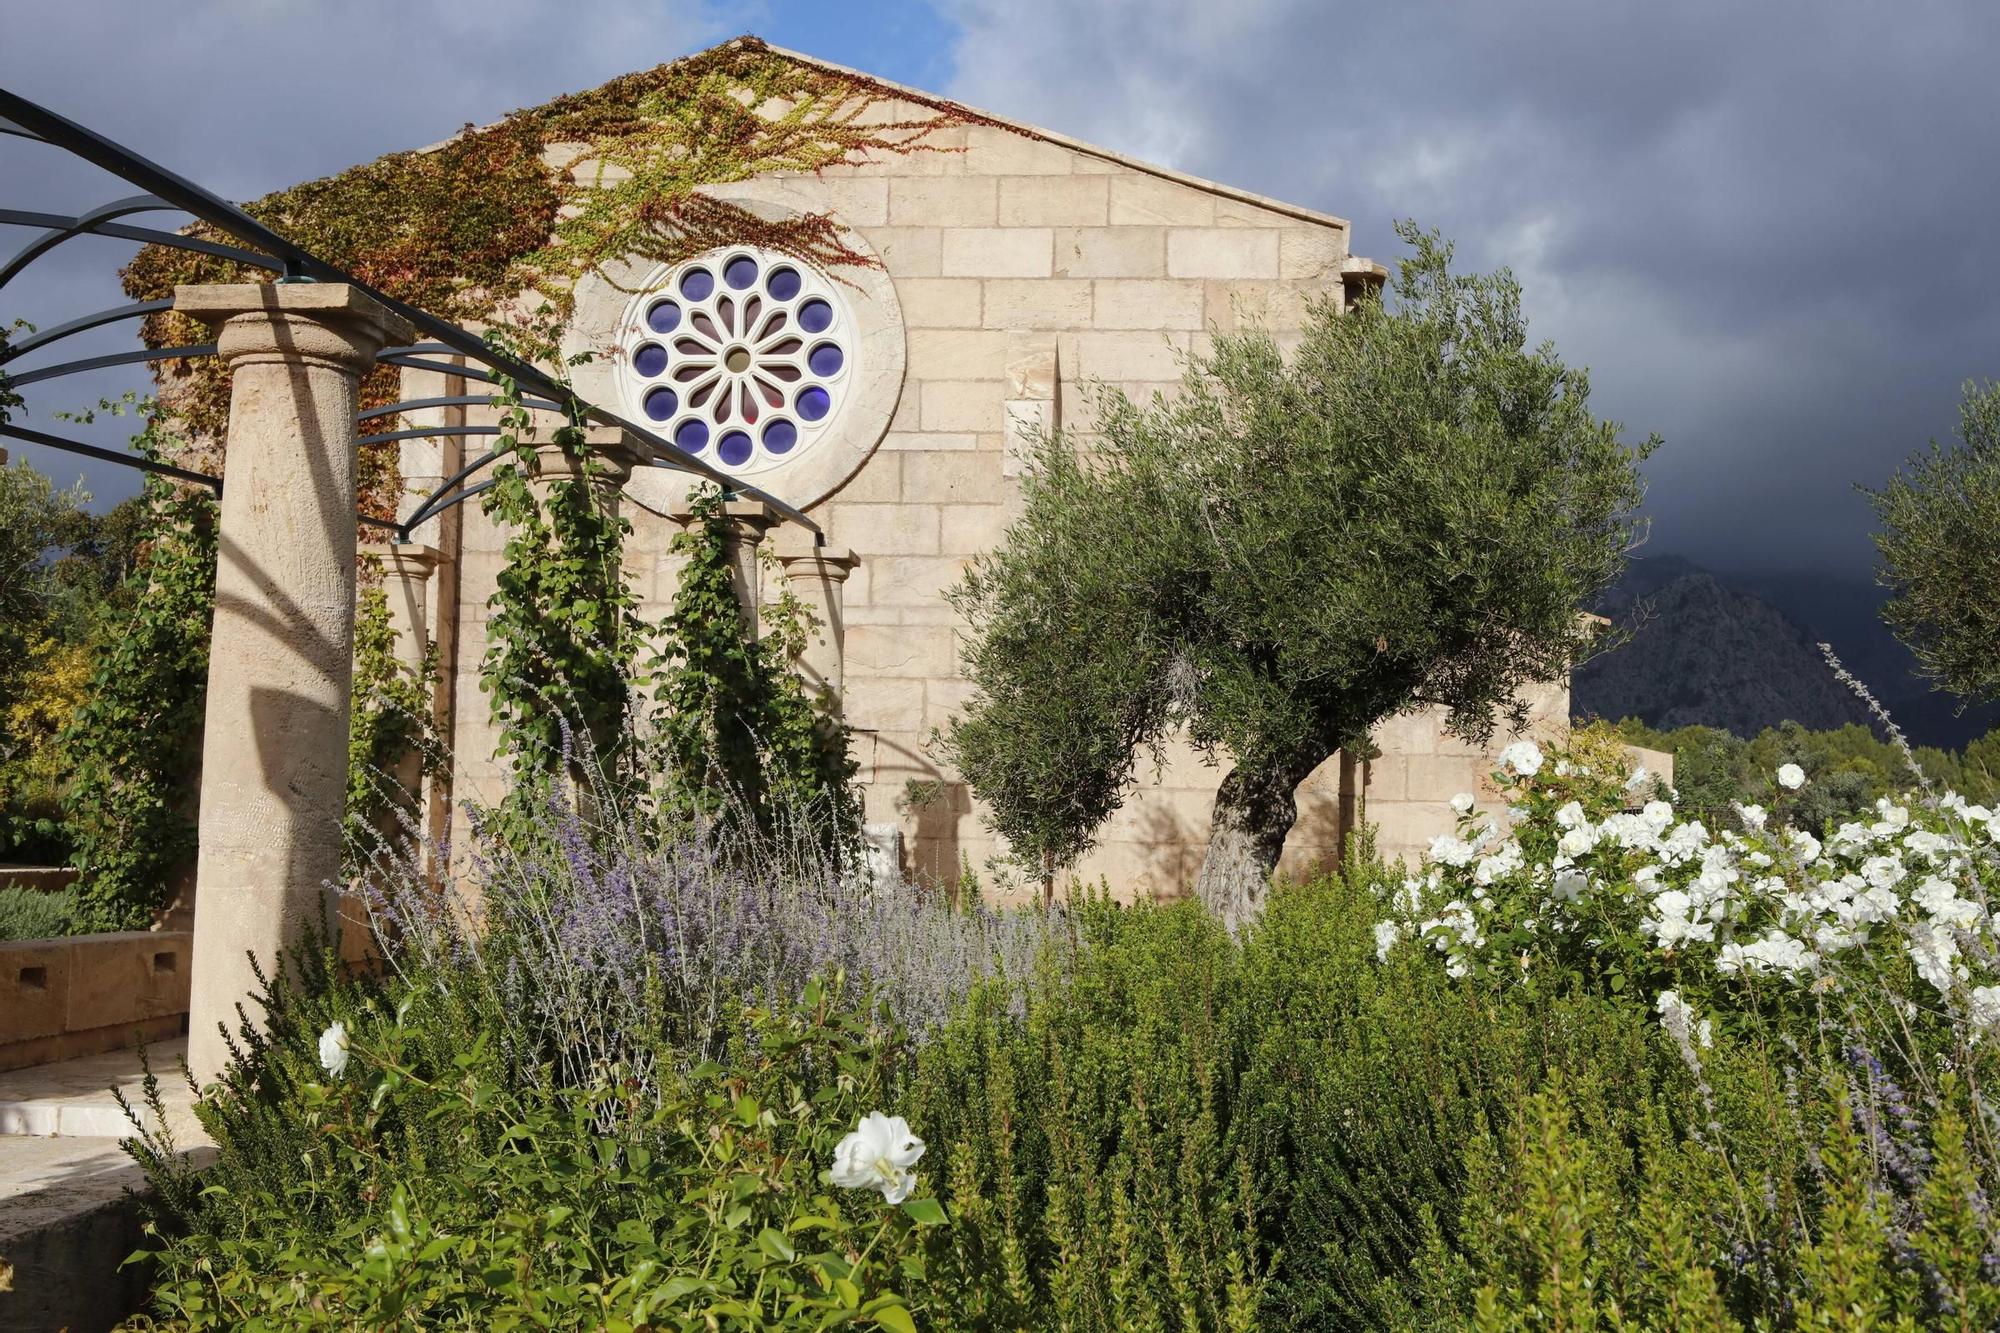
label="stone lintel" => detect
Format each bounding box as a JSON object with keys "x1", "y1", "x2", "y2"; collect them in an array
[
  {"x1": 174, "y1": 282, "x2": 414, "y2": 372},
  {"x1": 518, "y1": 425, "x2": 650, "y2": 488},
  {"x1": 358, "y1": 542, "x2": 443, "y2": 576}
]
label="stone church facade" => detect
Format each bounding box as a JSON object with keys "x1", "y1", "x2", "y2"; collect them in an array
[{"x1": 380, "y1": 45, "x2": 1619, "y2": 901}]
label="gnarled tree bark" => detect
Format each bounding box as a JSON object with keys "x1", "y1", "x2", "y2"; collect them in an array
[{"x1": 1194, "y1": 758, "x2": 1318, "y2": 933}]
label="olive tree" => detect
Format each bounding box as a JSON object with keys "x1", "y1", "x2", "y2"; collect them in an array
[
  {"x1": 944, "y1": 225, "x2": 1655, "y2": 927},
  {"x1": 1867, "y1": 380, "x2": 2000, "y2": 703}
]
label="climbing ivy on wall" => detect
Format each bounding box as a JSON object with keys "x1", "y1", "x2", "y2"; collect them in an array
[
  {"x1": 92, "y1": 36, "x2": 943, "y2": 872},
  {"x1": 650, "y1": 486, "x2": 860, "y2": 858},
  {"x1": 60, "y1": 432, "x2": 218, "y2": 931},
  {"x1": 118, "y1": 35, "x2": 985, "y2": 512}
]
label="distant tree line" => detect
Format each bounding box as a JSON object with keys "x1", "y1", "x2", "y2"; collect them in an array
[{"x1": 1602, "y1": 715, "x2": 2000, "y2": 832}]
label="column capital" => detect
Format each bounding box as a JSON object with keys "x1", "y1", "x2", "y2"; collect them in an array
[
  {"x1": 358, "y1": 542, "x2": 443, "y2": 577},
  {"x1": 174, "y1": 282, "x2": 414, "y2": 377},
  {"x1": 519, "y1": 425, "x2": 647, "y2": 489},
  {"x1": 771, "y1": 534, "x2": 859, "y2": 582},
  {"x1": 670, "y1": 497, "x2": 783, "y2": 536}
]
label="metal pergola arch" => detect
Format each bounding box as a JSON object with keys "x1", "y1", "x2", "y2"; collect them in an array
[{"x1": 0, "y1": 88, "x2": 819, "y2": 542}]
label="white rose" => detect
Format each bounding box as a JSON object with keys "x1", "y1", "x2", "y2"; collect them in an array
[
  {"x1": 1968, "y1": 985, "x2": 2000, "y2": 1032},
  {"x1": 1449, "y1": 792, "x2": 1475, "y2": 815},
  {"x1": 1499, "y1": 740, "x2": 1544, "y2": 778},
  {"x1": 1777, "y1": 763, "x2": 1806, "y2": 790},
  {"x1": 318, "y1": 1021, "x2": 350, "y2": 1079},
  {"x1": 1736, "y1": 803, "x2": 1767, "y2": 831},
  {"x1": 1374, "y1": 920, "x2": 1402, "y2": 962},
  {"x1": 830, "y1": 1112, "x2": 927, "y2": 1205}
]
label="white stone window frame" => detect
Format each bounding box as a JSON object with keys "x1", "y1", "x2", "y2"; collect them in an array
[{"x1": 563, "y1": 183, "x2": 905, "y2": 517}]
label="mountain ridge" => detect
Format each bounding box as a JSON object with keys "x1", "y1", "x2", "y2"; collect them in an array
[{"x1": 1571, "y1": 555, "x2": 1997, "y2": 749}]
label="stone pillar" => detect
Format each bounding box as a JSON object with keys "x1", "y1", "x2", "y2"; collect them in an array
[
  {"x1": 175, "y1": 283, "x2": 412, "y2": 1086},
  {"x1": 342, "y1": 542, "x2": 441, "y2": 962},
  {"x1": 357, "y1": 542, "x2": 442, "y2": 792},
  {"x1": 674, "y1": 499, "x2": 780, "y2": 632},
  {"x1": 771, "y1": 530, "x2": 859, "y2": 707}
]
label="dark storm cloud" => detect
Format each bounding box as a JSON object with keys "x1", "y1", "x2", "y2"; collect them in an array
[
  {"x1": 1, "y1": 0, "x2": 732, "y2": 503},
  {"x1": 940, "y1": 0, "x2": 2000, "y2": 575}
]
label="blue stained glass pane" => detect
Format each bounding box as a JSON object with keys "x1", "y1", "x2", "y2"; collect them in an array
[
  {"x1": 680, "y1": 267, "x2": 714, "y2": 300},
  {"x1": 766, "y1": 267, "x2": 802, "y2": 301},
  {"x1": 807, "y1": 342, "x2": 844, "y2": 376},
  {"x1": 646, "y1": 300, "x2": 681, "y2": 333},
  {"x1": 633, "y1": 343, "x2": 668, "y2": 378},
  {"x1": 723, "y1": 256, "x2": 759, "y2": 289},
  {"x1": 643, "y1": 386, "x2": 678, "y2": 421},
  {"x1": 717, "y1": 430, "x2": 753, "y2": 466},
  {"x1": 674, "y1": 418, "x2": 709, "y2": 452},
  {"x1": 798, "y1": 299, "x2": 833, "y2": 333},
  {"x1": 763, "y1": 418, "x2": 798, "y2": 454},
  {"x1": 796, "y1": 386, "x2": 831, "y2": 422}
]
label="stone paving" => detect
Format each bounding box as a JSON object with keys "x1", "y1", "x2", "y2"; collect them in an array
[{"x1": 0, "y1": 1038, "x2": 201, "y2": 1141}]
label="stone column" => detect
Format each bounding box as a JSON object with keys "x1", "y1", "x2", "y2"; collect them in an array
[
  {"x1": 357, "y1": 542, "x2": 442, "y2": 788},
  {"x1": 175, "y1": 283, "x2": 412, "y2": 1086},
  {"x1": 674, "y1": 498, "x2": 780, "y2": 632},
  {"x1": 342, "y1": 543, "x2": 440, "y2": 962},
  {"x1": 720, "y1": 500, "x2": 780, "y2": 631},
  {"x1": 771, "y1": 530, "x2": 859, "y2": 708}
]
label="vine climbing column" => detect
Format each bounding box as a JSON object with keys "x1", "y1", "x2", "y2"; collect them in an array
[
  {"x1": 772, "y1": 529, "x2": 859, "y2": 708},
  {"x1": 175, "y1": 283, "x2": 412, "y2": 1085},
  {"x1": 676, "y1": 497, "x2": 780, "y2": 632}
]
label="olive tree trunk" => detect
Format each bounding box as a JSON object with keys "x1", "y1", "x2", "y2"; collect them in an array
[{"x1": 1194, "y1": 759, "x2": 1316, "y2": 933}]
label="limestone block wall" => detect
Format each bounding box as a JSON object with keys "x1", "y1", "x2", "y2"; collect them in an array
[{"x1": 409, "y1": 88, "x2": 1569, "y2": 903}]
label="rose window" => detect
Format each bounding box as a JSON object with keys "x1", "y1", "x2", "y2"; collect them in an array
[{"x1": 616, "y1": 248, "x2": 856, "y2": 472}]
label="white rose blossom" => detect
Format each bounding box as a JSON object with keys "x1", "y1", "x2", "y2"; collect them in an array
[
  {"x1": 1499, "y1": 740, "x2": 1544, "y2": 778},
  {"x1": 318, "y1": 1021, "x2": 350, "y2": 1079},
  {"x1": 1777, "y1": 763, "x2": 1806, "y2": 790},
  {"x1": 831, "y1": 1112, "x2": 927, "y2": 1205},
  {"x1": 1450, "y1": 792, "x2": 1476, "y2": 816}
]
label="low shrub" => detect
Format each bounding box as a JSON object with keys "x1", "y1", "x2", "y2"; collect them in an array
[
  {"x1": 122, "y1": 732, "x2": 2000, "y2": 1329},
  {"x1": 126, "y1": 955, "x2": 945, "y2": 1331},
  {"x1": 0, "y1": 883, "x2": 76, "y2": 940}
]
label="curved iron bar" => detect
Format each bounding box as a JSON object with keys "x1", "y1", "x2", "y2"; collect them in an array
[
  {"x1": 0, "y1": 89, "x2": 817, "y2": 532},
  {"x1": 357, "y1": 424, "x2": 502, "y2": 448},
  {"x1": 0, "y1": 422, "x2": 220, "y2": 490},
  {"x1": 0, "y1": 194, "x2": 181, "y2": 289},
  {"x1": 377, "y1": 353, "x2": 501, "y2": 385},
  {"x1": 8, "y1": 343, "x2": 217, "y2": 388},
  {"x1": 0, "y1": 117, "x2": 40, "y2": 141},
  {"x1": 397, "y1": 448, "x2": 500, "y2": 534},
  {"x1": 0, "y1": 299, "x2": 172, "y2": 362},
  {"x1": 400, "y1": 478, "x2": 500, "y2": 532},
  {"x1": 0, "y1": 210, "x2": 283, "y2": 274},
  {"x1": 356, "y1": 393, "x2": 564, "y2": 424}
]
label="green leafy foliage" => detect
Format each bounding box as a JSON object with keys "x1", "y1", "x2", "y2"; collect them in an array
[
  {"x1": 1608, "y1": 714, "x2": 2000, "y2": 830},
  {"x1": 127, "y1": 958, "x2": 943, "y2": 1331},
  {"x1": 60, "y1": 462, "x2": 217, "y2": 931},
  {"x1": 0, "y1": 884, "x2": 76, "y2": 941},
  {"x1": 476, "y1": 331, "x2": 641, "y2": 801},
  {"x1": 1867, "y1": 379, "x2": 2000, "y2": 703},
  {"x1": 946, "y1": 224, "x2": 1656, "y2": 909},
  {"x1": 648, "y1": 486, "x2": 860, "y2": 857}
]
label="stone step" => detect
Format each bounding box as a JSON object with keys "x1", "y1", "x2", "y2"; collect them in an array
[{"x1": 0, "y1": 1038, "x2": 203, "y2": 1141}]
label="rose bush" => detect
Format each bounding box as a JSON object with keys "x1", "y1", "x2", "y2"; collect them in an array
[{"x1": 1380, "y1": 731, "x2": 2000, "y2": 1053}]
